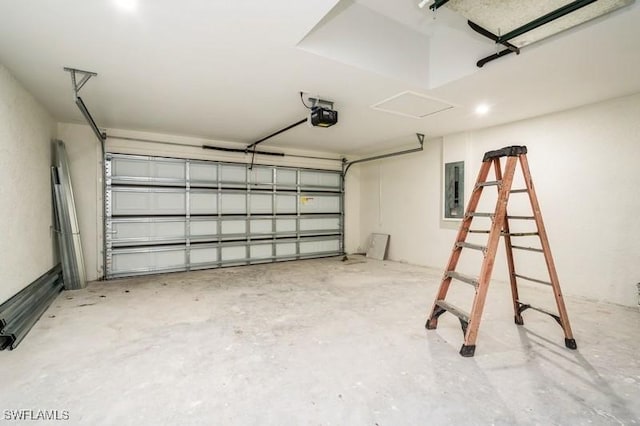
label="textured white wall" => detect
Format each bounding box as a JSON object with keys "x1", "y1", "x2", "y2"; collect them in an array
[
  {"x1": 0, "y1": 65, "x2": 56, "y2": 304},
  {"x1": 359, "y1": 93, "x2": 640, "y2": 307},
  {"x1": 57, "y1": 123, "x2": 356, "y2": 281}
]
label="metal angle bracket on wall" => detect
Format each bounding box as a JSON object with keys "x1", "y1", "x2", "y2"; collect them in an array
[{"x1": 63, "y1": 67, "x2": 106, "y2": 143}]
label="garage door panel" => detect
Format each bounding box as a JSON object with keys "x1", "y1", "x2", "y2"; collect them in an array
[
  {"x1": 220, "y1": 193, "x2": 246, "y2": 214},
  {"x1": 275, "y1": 194, "x2": 296, "y2": 213},
  {"x1": 276, "y1": 242, "x2": 296, "y2": 257},
  {"x1": 190, "y1": 219, "x2": 218, "y2": 238},
  {"x1": 221, "y1": 220, "x2": 246, "y2": 235},
  {"x1": 299, "y1": 194, "x2": 340, "y2": 214},
  {"x1": 190, "y1": 246, "x2": 219, "y2": 265},
  {"x1": 105, "y1": 154, "x2": 343, "y2": 278},
  {"x1": 111, "y1": 219, "x2": 186, "y2": 245},
  {"x1": 110, "y1": 247, "x2": 187, "y2": 275},
  {"x1": 111, "y1": 188, "x2": 186, "y2": 215},
  {"x1": 221, "y1": 245, "x2": 247, "y2": 262},
  {"x1": 300, "y1": 238, "x2": 340, "y2": 254},
  {"x1": 276, "y1": 169, "x2": 297, "y2": 188},
  {"x1": 276, "y1": 219, "x2": 296, "y2": 233},
  {"x1": 250, "y1": 219, "x2": 272, "y2": 235},
  {"x1": 220, "y1": 164, "x2": 246, "y2": 185},
  {"x1": 110, "y1": 156, "x2": 186, "y2": 185},
  {"x1": 190, "y1": 162, "x2": 218, "y2": 186},
  {"x1": 190, "y1": 191, "x2": 218, "y2": 214},
  {"x1": 250, "y1": 193, "x2": 273, "y2": 214},
  {"x1": 249, "y1": 167, "x2": 273, "y2": 185},
  {"x1": 299, "y1": 217, "x2": 340, "y2": 233},
  {"x1": 300, "y1": 170, "x2": 341, "y2": 190},
  {"x1": 250, "y1": 244, "x2": 272, "y2": 259}
]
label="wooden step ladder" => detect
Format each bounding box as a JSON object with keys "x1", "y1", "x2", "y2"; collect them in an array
[{"x1": 425, "y1": 146, "x2": 577, "y2": 357}]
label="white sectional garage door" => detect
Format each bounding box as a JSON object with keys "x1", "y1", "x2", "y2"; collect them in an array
[{"x1": 105, "y1": 154, "x2": 343, "y2": 278}]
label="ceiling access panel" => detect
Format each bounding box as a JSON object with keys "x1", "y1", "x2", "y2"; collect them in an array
[{"x1": 104, "y1": 154, "x2": 343, "y2": 279}]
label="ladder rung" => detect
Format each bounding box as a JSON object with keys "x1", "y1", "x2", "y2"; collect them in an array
[
  {"x1": 502, "y1": 232, "x2": 539, "y2": 237},
  {"x1": 435, "y1": 300, "x2": 470, "y2": 323},
  {"x1": 468, "y1": 229, "x2": 490, "y2": 234},
  {"x1": 517, "y1": 301, "x2": 558, "y2": 318},
  {"x1": 510, "y1": 189, "x2": 528, "y2": 193},
  {"x1": 476, "y1": 180, "x2": 501, "y2": 187},
  {"x1": 456, "y1": 242, "x2": 486, "y2": 252},
  {"x1": 469, "y1": 212, "x2": 494, "y2": 218},
  {"x1": 507, "y1": 215, "x2": 535, "y2": 220},
  {"x1": 511, "y1": 245, "x2": 543, "y2": 253},
  {"x1": 514, "y1": 274, "x2": 552, "y2": 286},
  {"x1": 445, "y1": 271, "x2": 479, "y2": 288}
]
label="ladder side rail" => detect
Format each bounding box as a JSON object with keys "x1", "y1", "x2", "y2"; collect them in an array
[
  {"x1": 494, "y1": 158, "x2": 522, "y2": 324},
  {"x1": 518, "y1": 154, "x2": 575, "y2": 341},
  {"x1": 464, "y1": 157, "x2": 518, "y2": 348},
  {"x1": 426, "y1": 160, "x2": 493, "y2": 327}
]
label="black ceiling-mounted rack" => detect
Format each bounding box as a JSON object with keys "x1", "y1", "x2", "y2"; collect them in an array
[{"x1": 429, "y1": 0, "x2": 603, "y2": 67}]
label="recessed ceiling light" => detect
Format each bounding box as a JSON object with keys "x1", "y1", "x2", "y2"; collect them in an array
[
  {"x1": 113, "y1": 0, "x2": 137, "y2": 13},
  {"x1": 475, "y1": 103, "x2": 490, "y2": 115}
]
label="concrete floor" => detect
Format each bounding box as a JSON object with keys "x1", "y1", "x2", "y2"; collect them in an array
[{"x1": 1, "y1": 257, "x2": 639, "y2": 425}]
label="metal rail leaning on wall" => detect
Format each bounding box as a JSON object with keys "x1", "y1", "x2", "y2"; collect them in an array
[{"x1": 52, "y1": 141, "x2": 87, "y2": 290}]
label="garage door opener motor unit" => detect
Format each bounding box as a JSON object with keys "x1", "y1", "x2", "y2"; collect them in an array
[{"x1": 309, "y1": 98, "x2": 338, "y2": 128}]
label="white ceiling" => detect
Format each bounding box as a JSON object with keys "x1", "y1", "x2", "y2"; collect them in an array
[{"x1": 0, "y1": 0, "x2": 639, "y2": 155}]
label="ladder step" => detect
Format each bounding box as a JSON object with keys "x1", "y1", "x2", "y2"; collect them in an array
[
  {"x1": 435, "y1": 300, "x2": 470, "y2": 323},
  {"x1": 514, "y1": 274, "x2": 552, "y2": 286},
  {"x1": 510, "y1": 189, "x2": 528, "y2": 193},
  {"x1": 511, "y1": 245, "x2": 543, "y2": 253},
  {"x1": 476, "y1": 180, "x2": 501, "y2": 187},
  {"x1": 517, "y1": 301, "x2": 559, "y2": 320},
  {"x1": 445, "y1": 271, "x2": 479, "y2": 288},
  {"x1": 467, "y1": 230, "x2": 539, "y2": 237},
  {"x1": 507, "y1": 215, "x2": 535, "y2": 220},
  {"x1": 456, "y1": 242, "x2": 486, "y2": 251},
  {"x1": 468, "y1": 212, "x2": 494, "y2": 218}
]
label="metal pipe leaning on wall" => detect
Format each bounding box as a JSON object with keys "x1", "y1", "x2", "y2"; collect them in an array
[{"x1": 0, "y1": 265, "x2": 63, "y2": 350}]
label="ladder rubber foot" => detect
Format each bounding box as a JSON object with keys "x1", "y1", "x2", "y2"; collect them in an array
[
  {"x1": 514, "y1": 315, "x2": 524, "y2": 325},
  {"x1": 425, "y1": 319, "x2": 438, "y2": 330},
  {"x1": 565, "y1": 338, "x2": 577, "y2": 350},
  {"x1": 459, "y1": 344, "x2": 476, "y2": 357}
]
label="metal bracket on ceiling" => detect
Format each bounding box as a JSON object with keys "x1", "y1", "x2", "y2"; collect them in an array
[
  {"x1": 469, "y1": 0, "x2": 600, "y2": 68},
  {"x1": 429, "y1": 0, "x2": 450, "y2": 12},
  {"x1": 495, "y1": 0, "x2": 599, "y2": 45},
  {"x1": 308, "y1": 97, "x2": 334, "y2": 110},
  {"x1": 64, "y1": 67, "x2": 97, "y2": 99},
  {"x1": 63, "y1": 67, "x2": 106, "y2": 143},
  {"x1": 468, "y1": 21, "x2": 521, "y2": 68}
]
